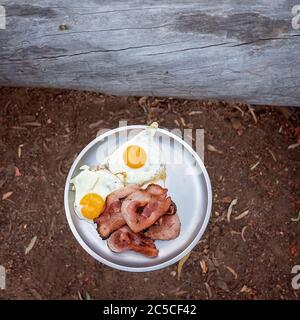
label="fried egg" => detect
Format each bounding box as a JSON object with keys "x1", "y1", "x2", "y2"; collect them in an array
[
  {"x1": 70, "y1": 166, "x2": 123, "y2": 220},
  {"x1": 106, "y1": 123, "x2": 166, "y2": 185}
]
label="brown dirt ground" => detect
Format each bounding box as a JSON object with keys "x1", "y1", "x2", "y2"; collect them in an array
[{"x1": 0, "y1": 87, "x2": 299, "y2": 300}]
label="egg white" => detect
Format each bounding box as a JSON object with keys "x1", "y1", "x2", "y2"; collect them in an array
[
  {"x1": 70, "y1": 166, "x2": 124, "y2": 220},
  {"x1": 105, "y1": 124, "x2": 166, "y2": 185}
]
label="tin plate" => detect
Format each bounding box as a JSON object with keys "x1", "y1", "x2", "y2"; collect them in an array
[{"x1": 64, "y1": 125, "x2": 212, "y2": 272}]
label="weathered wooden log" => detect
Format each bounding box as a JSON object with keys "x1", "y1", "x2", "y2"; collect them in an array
[{"x1": 0, "y1": 1, "x2": 300, "y2": 106}]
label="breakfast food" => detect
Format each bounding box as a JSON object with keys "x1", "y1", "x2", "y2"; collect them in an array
[
  {"x1": 105, "y1": 122, "x2": 166, "y2": 185},
  {"x1": 144, "y1": 213, "x2": 181, "y2": 240},
  {"x1": 107, "y1": 226, "x2": 158, "y2": 257},
  {"x1": 70, "y1": 123, "x2": 181, "y2": 257},
  {"x1": 71, "y1": 166, "x2": 123, "y2": 220},
  {"x1": 94, "y1": 183, "x2": 180, "y2": 257},
  {"x1": 94, "y1": 184, "x2": 139, "y2": 239},
  {"x1": 121, "y1": 184, "x2": 171, "y2": 233}
]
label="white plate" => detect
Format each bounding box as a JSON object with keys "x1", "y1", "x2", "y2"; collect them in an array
[{"x1": 64, "y1": 125, "x2": 212, "y2": 272}]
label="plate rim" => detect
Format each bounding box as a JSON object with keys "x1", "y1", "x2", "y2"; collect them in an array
[{"x1": 64, "y1": 125, "x2": 212, "y2": 272}]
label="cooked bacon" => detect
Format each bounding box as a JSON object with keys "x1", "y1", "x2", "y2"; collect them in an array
[
  {"x1": 121, "y1": 185, "x2": 172, "y2": 233},
  {"x1": 146, "y1": 185, "x2": 176, "y2": 215},
  {"x1": 94, "y1": 184, "x2": 139, "y2": 239},
  {"x1": 145, "y1": 183, "x2": 168, "y2": 196},
  {"x1": 107, "y1": 226, "x2": 158, "y2": 257},
  {"x1": 144, "y1": 213, "x2": 181, "y2": 240},
  {"x1": 165, "y1": 201, "x2": 177, "y2": 215},
  {"x1": 94, "y1": 183, "x2": 180, "y2": 257}
]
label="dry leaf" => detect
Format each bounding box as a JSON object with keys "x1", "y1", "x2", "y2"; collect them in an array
[
  {"x1": 2, "y1": 191, "x2": 13, "y2": 200},
  {"x1": 241, "y1": 226, "x2": 247, "y2": 242},
  {"x1": 188, "y1": 111, "x2": 203, "y2": 115},
  {"x1": 138, "y1": 97, "x2": 148, "y2": 113},
  {"x1": 200, "y1": 259, "x2": 208, "y2": 274},
  {"x1": 78, "y1": 289, "x2": 96, "y2": 301},
  {"x1": 248, "y1": 106, "x2": 258, "y2": 124},
  {"x1": 227, "y1": 198, "x2": 238, "y2": 222},
  {"x1": 180, "y1": 117, "x2": 186, "y2": 127},
  {"x1": 204, "y1": 282, "x2": 212, "y2": 298},
  {"x1": 232, "y1": 105, "x2": 245, "y2": 117},
  {"x1": 208, "y1": 144, "x2": 223, "y2": 154},
  {"x1": 225, "y1": 266, "x2": 238, "y2": 279},
  {"x1": 177, "y1": 252, "x2": 191, "y2": 280},
  {"x1": 250, "y1": 161, "x2": 260, "y2": 171},
  {"x1": 15, "y1": 166, "x2": 21, "y2": 176},
  {"x1": 290, "y1": 240, "x2": 297, "y2": 256},
  {"x1": 138, "y1": 96, "x2": 147, "y2": 106},
  {"x1": 240, "y1": 285, "x2": 253, "y2": 294},
  {"x1": 25, "y1": 236, "x2": 37, "y2": 255},
  {"x1": 88, "y1": 119, "x2": 104, "y2": 129},
  {"x1": 20, "y1": 122, "x2": 41, "y2": 127},
  {"x1": 85, "y1": 291, "x2": 92, "y2": 300},
  {"x1": 78, "y1": 291, "x2": 84, "y2": 300},
  {"x1": 18, "y1": 144, "x2": 24, "y2": 158},
  {"x1": 230, "y1": 230, "x2": 241, "y2": 236},
  {"x1": 175, "y1": 290, "x2": 188, "y2": 296},
  {"x1": 230, "y1": 118, "x2": 244, "y2": 135},
  {"x1": 234, "y1": 210, "x2": 249, "y2": 220},
  {"x1": 222, "y1": 196, "x2": 232, "y2": 204},
  {"x1": 291, "y1": 211, "x2": 300, "y2": 222},
  {"x1": 288, "y1": 143, "x2": 299, "y2": 149},
  {"x1": 267, "y1": 148, "x2": 277, "y2": 162}
]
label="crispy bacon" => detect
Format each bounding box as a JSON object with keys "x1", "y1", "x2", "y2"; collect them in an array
[
  {"x1": 121, "y1": 184, "x2": 172, "y2": 233},
  {"x1": 165, "y1": 201, "x2": 177, "y2": 215},
  {"x1": 94, "y1": 183, "x2": 181, "y2": 257},
  {"x1": 107, "y1": 226, "x2": 158, "y2": 257},
  {"x1": 144, "y1": 213, "x2": 181, "y2": 240},
  {"x1": 145, "y1": 183, "x2": 168, "y2": 196},
  {"x1": 94, "y1": 184, "x2": 139, "y2": 239}
]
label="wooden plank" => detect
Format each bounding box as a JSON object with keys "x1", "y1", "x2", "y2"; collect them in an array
[{"x1": 0, "y1": 0, "x2": 300, "y2": 106}]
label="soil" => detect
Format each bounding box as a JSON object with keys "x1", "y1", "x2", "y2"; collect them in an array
[{"x1": 0, "y1": 87, "x2": 299, "y2": 300}]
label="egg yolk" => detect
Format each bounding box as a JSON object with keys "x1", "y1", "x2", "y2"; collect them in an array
[
  {"x1": 123, "y1": 145, "x2": 147, "y2": 169},
  {"x1": 80, "y1": 193, "x2": 105, "y2": 219}
]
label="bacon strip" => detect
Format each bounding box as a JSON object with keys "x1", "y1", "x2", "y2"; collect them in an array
[
  {"x1": 107, "y1": 226, "x2": 158, "y2": 257},
  {"x1": 121, "y1": 184, "x2": 172, "y2": 233},
  {"x1": 94, "y1": 184, "x2": 139, "y2": 239},
  {"x1": 144, "y1": 213, "x2": 181, "y2": 240},
  {"x1": 165, "y1": 201, "x2": 177, "y2": 215}
]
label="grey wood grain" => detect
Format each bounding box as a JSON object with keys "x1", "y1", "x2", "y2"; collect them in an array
[{"x1": 0, "y1": 0, "x2": 300, "y2": 106}]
